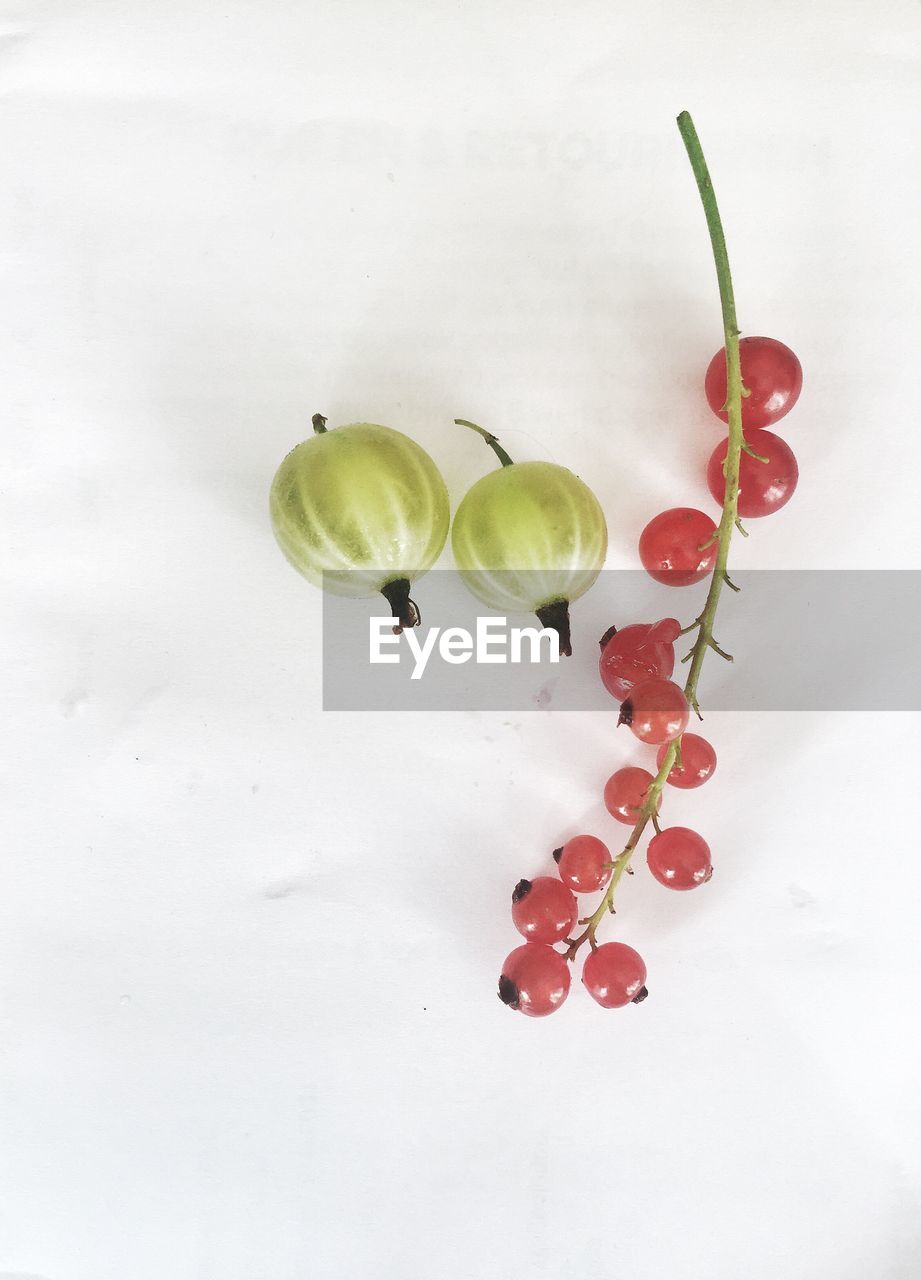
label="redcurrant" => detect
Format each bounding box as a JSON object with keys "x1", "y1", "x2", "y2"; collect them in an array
[
  {"x1": 646, "y1": 827, "x2": 712, "y2": 890},
  {"x1": 582, "y1": 942, "x2": 648, "y2": 1008},
  {"x1": 705, "y1": 336, "x2": 802, "y2": 429},
  {"x1": 603, "y1": 767, "x2": 661, "y2": 826},
  {"x1": 511, "y1": 876, "x2": 577, "y2": 944},
  {"x1": 619, "y1": 678, "x2": 689, "y2": 745},
  {"x1": 638, "y1": 507, "x2": 718, "y2": 586},
  {"x1": 656, "y1": 733, "x2": 716, "y2": 788},
  {"x1": 554, "y1": 835, "x2": 611, "y2": 894},
  {"x1": 599, "y1": 618, "x2": 681, "y2": 702},
  {"x1": 707, "y1": 428, "x2": 798, "y2": 518},
  {"x1": 499, "y1": 944, "x2": 571, "y2": 1016}
]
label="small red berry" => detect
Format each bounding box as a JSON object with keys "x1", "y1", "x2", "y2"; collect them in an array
[
  {"x1": 582, "y1": 942, "x2": 648, "y2": 1009},
  {"x1": 619, "y1": 678, "x2": 689, "y2": 745},
  {"x1": 498, "y1": 943, "x2": 571, "y2": 1017},
  {"x1": 705, "y1": 336, "x2": 802, "y2": 430},
  {"x1": 638, "y1": 507, "x2": 718, "y2": 586},
  {"x1": 554, "y1": 835, "x2": 611, "y2": 894},
  {"x1": 598, "y1": 618, "x2": 680, "y2": 702},
  {"x1": 603, "y1": 766, "x2": 661, "y2": 826},
  {"x1": 707, "y1": 428, "x2": 798, "y2": 518},
  {"x1": 511, "y1": 876, "x2": 577, "y2": 944},
  {"x1": 656, "y1": 734, "x2": 717, "y2": 789},
  {"x1": 646, "y1": 827, "x2": 713, "y2": 890}
]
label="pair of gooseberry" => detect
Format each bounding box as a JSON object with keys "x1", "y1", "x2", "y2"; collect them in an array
[{"x1": 269, "y1": 415, "x2": 607, "y2": 653}]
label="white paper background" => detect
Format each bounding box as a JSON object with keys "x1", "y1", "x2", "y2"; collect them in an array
[{"x1": 2, "y1": 3, "x2": 921, "y2": 1277}]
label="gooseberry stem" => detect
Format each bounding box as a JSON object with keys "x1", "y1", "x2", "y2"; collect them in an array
[
  {"x1": 312, "y1": 413, "x2": 328, "y2": 434},
  {"x1": 566, "y1": 110, "x2": 747, "y2": 961},
  {"x1": 454, "y1": 418, "x2": 515, "y2": 468}
]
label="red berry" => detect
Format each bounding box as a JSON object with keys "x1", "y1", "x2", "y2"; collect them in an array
[
  {"x1": 603, "y1": 766, "x2": 661, "y2": 826},
  {"x1": 705, "y1": 336, "x2": 803, "y2": 429},
  {"x1": 619, "y1": 678, "x2": 689, "y2": 745},
  {"x1": 599, "y1": 618, "x2": 680, "y2": 702},
  {"x1": 656, "y1": 734, "x2": 717, "y2": 789},
  {"x1": 638, "y1": 507, "x2": 718, "y2": 586},
  {"x1": 554, "y1": 835, "x2": 611, "y2": 894},
  {"x1": 511, "y1": 876, "x2": 577, "y2": 944},
  {"x1": 707, "y1": 428, "x2": 798, "y2": 518},
  {"x1": 582, "y1": 942, "x2": 648, "y2": 1008},
  {"x1": 646, "y1": 827, "x2": 712, "y2": 890},
  {"x1": 499, "y1": 944, "x2": 571, "y2": 1016}
]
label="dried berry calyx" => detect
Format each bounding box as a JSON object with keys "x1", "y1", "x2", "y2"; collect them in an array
[
  {"x1": 498, "y1": 974, "x2": 520, "y2": 1008},
  {"x1": 511, "y1": 879, "x2": 532, "y2": 904}
]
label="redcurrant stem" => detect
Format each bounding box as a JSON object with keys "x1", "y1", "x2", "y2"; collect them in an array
[
  {"x1": 454, "y1": 418, "x2": 515, "y2": 468},
  {"x1": 676, "y1": 109, "x2": 745, "y2": 711},
  {"x1": 566, "y1": 111, "x2": 746, "y2": 964}
]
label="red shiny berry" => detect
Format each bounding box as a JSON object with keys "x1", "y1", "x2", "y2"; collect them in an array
[
  {"x1": 639, "y1": 507, "x2": 718, "y2": 586},
  {"x1": 582, "y1": 942, "x2": 648, "y2": 1009},
  {"x1": 554, "y1": 835, "x2": 611, "y2": 894},
  {"x1": 599, "y1": 618, "x2": 680, "y2": 702},
  {"x1": 511, "y1": 876, "x2": 577, "y2": 944},
  {"x1": 656, "y1": 734, "x2": 717, "y2": 789},
  {"x1": 646, "y1": 827, "x2": 713, "y2": 890},
  {"x1": 705, "y1": 336, "x2": 803, "y2": 429},
  {"x1": 498, "y1": 944, "x2": 571, "y2": 1017},
  {"x1": 603, "y1": 767, "x2": 661, "y2": 826},
  {"x1": 707, "y1": 428, "x2": 798, "y2": 518},
  {"x1": 619, "y1": 678, "x2": 689, "y2": 745}
]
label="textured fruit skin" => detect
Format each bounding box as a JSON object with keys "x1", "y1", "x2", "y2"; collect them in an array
[
  {"x1": 603, "y1": 767, "x2": 660, "y2": 825},
  {"x1": 511, "y1": 876, "x2": 578, "y2": 944},
  {"x1": 620, "y1": 678, "x2": 689, "y2": 745},
  {"x1": 451, "y1": 461, "x2": 607, "y2": 612},
  {"x1": 599, "y1": 619, "x2": 680, "y2": 702},
  {"x1": 647, "y1": 827, "x2": 713, "y2": 890},
  {"x1": 639, "y1": 508, "x2": 718, "y2": 586},
  {"x1": 657, "y1": 734, "x2": 717, "y2": 788},
  {"x1": 499, "y1": 944, "x2": 571, "y2": 1016},
  {"x1": 582, "y1": 942, "x2": 647, "y2": 1008},
  {"x1": 707, "y1": 428, "x2": 798, "y2": 518},
  {"x1": 269, "y1": 423, "x2": 450, "y2": 596},
  {"x1": 556, "y1": 835, "x2": 611, "y2": 893},
  {"x1": 705, "y1": 336, "x2": 803, "y2": 429}
]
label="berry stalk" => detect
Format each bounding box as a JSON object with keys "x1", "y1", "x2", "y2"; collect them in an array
[
  {"x1": 566, "y1": 111, "x2": 747, "y2": 959},
  {"x1": 454, "y1": 418, "x2": 515, "y2": 468},
  {"x1": 675, "y1": 108, "x2": 747, "y2": 719}
]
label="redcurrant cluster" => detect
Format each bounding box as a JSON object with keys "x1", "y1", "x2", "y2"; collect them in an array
[
  {"x1": 498, "y1": 336, "x2": 801, "y2": 1017},
  {"x1": 498, "y1": 845, "x2": 649, "y2": 1017}
]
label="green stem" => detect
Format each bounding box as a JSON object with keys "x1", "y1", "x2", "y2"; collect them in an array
[
  {"x1": 675, "y1": 109, "x2": 745, "y2": 721},
  {"x1": 312, "y1": 413, "x2": 328, "y2": 434},
  {"x1": 454, "y1": 418, "x2": 515, "y2": 468},
  {"x1": 566, "y1": 111, "x2": 747, "y2": 961}
]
